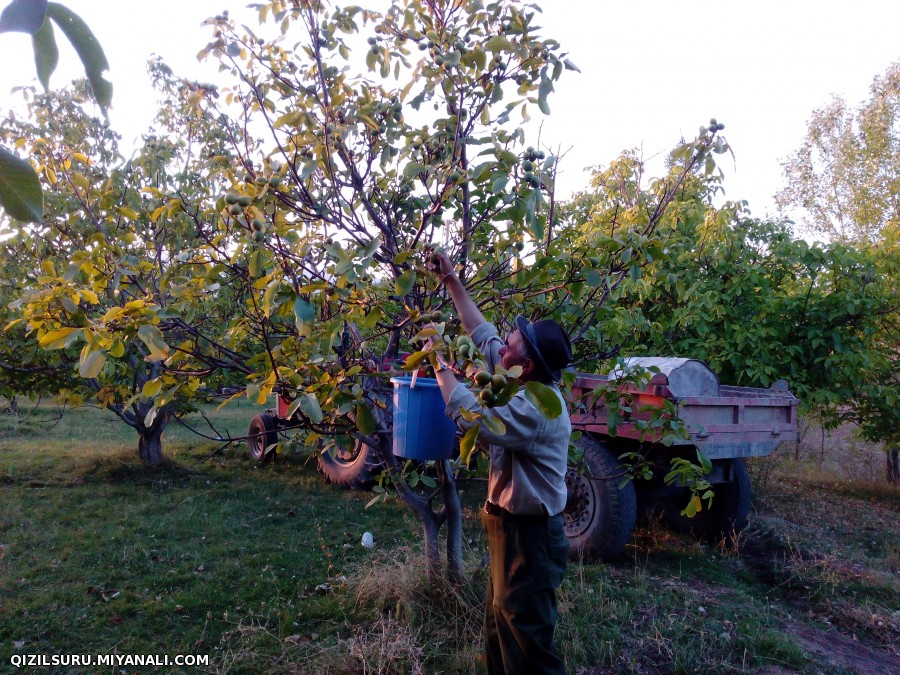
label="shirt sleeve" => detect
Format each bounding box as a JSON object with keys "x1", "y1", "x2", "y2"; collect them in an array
[
  {"x1": 469, "y1": 321, "x2": 503, "y2": 374},
  {"x1": 445, "y1": 382, "x2": 543, "y2": 451}
]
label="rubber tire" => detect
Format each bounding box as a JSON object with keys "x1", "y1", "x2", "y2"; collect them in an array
[
  {"x1": 563, "y1": 435, "x2": 637, "y2": 560},
  {"x1": 317, "y1": 439, "x2": 382, "y2": 490},
  {"x1": 657, "y1": 458, "x2": 752, "y2": 540},
  {"x1": 248, "y1": 413, "x2": 278, "y2": 464}
]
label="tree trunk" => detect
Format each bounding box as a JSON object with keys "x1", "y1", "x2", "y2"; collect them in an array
[
  {"x1": 438, "y1": 460, "x2": 463, "y2": 582},
  {"x1": 370, "y1": 432, "x2": 463, "y2": 585},
  {"x1": 139, "y1": 427, "x2": 165, "y2": 466},
  {"x1": 887, "y1": 448, "x2": 899, "y2": 485},
  {"x1": 134, "y1": 403, "x2": 171, "y2": 467}
]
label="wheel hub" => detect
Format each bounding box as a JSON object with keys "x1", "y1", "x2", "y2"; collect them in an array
[{"x1": 563, "y1": 469, "x2": 595, "y2": 538}]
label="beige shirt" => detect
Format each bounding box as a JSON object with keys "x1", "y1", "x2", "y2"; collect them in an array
[{"x1": 445, "y1": 322, "x2": 570, "y2": 516}]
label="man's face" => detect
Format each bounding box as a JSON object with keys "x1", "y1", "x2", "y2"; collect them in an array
[{"x1": 498, "y1": 329, "x2": 531, "y2": 376}]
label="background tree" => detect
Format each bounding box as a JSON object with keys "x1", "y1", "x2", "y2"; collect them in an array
[
  {"x1": 777, "y1": 60, "x2": 899, "y2": 482},
  {"x1": 3, "y1": 72, "x2": 249, "y2": 464},
  {"x1": 563, "y1": 158, "x2": 899, "y2": 483},
  {"x1": 777, "y1": 61, "x2": 899, "y2": 245}
]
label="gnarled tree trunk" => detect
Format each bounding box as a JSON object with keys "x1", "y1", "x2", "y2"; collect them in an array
[
  {"x1": 133, "y1": 400, "x2": 172, "y2": 467},
  {"x1": 370, "y1": 435, "x2": 463, "y2": 584}
]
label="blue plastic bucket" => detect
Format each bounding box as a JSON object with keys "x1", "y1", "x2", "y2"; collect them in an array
[{"x1": 390, "y1": 376, "x2": 457, "y2": 460}]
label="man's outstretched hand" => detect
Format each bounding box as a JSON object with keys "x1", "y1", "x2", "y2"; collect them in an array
[{"x1": 425, "y1": 248, "x2": 455, "y2": 282}]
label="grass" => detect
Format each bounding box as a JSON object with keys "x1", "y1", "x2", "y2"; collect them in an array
[{"x1": 1, "y1": 404, "x2": 898, "y2": 673}]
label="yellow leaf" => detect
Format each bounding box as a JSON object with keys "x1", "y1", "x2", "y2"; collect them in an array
[
  {"x1": 142, "y1": 379, "x2": 163, "y2": 398},
  {"x1": 39, "y1": 327, "x2": 80, "y2": 350},
  {"x1": 118, "y1": 206, "x2": 139, "y2": 220},
  {"x1": 72, "y1": 173, "x2": 90, "y2": 190},
  {"x1": 79, "y1": 350, "x2": 106, "y2": 378},
  {"x1": 72, "y1": 152, "x2": 90, "y2": 164},
  {"x1": 79, "y1": 289, "x2": 99, "y2": 304}
]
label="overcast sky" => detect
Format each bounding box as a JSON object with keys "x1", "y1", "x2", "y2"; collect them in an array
[{"x1": 1, "y1": 1, "x2": 897, "y2": 220}]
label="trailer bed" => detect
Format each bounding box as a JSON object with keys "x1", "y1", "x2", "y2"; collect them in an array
[{"x1": 569, "y1": 358, "x2": 799, "y2": 458}]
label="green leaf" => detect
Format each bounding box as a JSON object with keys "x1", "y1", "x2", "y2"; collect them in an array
[
  {"x1": 482, "y1": 414, "x2": 506, "y2": 436},
  {"x1": 137, "y1": 324, "x2": 169, "y2": 361},
  {"x1": 402, "y1": 162, "x2": 427, "y2": 179},
  {"x1": 355, "y1": 403, "x2": 376, "y2": 435},
  {"x1": 420, "y1": 474, "x2": 437, "y2": 488},
  {"x1": 31, "y1": 16, "x2": 57, "y2": 89},
  {"x1": 45, "y1": 2, "x2": 112, "y2": 110},
  {"x1": 585, "y1": 270, "x2": 602, "y2": 288},
  {"x1": 458, "y1": 423, "x2": 480, "y2": 466},
  {"x1": 524, "y1": 381, "x2": 563, "y2": 419},
  {"x1": 537, "y1": 97, "x2": 550, "y2": 115},
  {"x1": 0, "y1": 146, "x2": 43, "y2": 222},
  {"x1": 696, "y1": 448, "x2": 712, "y2": 473},
  {"x1": 299, "y1": 392, "x2": 323, "y2": 424},
  {"x1": 483, "y1": 35, "x2": 512, "y2": 52},
  {"x1": 293, "y1": 297, "x2": 315, "y2": 335},
  {"x1": 78, "y1": 349, "x2": 105, "y2": 378},
  {"x1": 395, "y1": 269, "x2": 415, "y2": 296},
  {"x1": 0, "y1": 0, "x2": 47, "y2": 33}
]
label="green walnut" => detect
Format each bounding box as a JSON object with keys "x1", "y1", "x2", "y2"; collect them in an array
[
  {"x1": 491, "y1": 374, "x2": 507, "y2": 392},
  {"x1": 251, "y1": 218, "x2": 265, "y2": 232},
  {"x1": 224, "y1": 191, "x2": 240, "y2": 205},
  {"x1": 252, "y1": 231, "x2": 265, "y2": 243},
  {"x1": 237, "y1": 195, "x2": 252, "y2": 207},
  {"x1": 479, "y1": 389, "x2": 496, "y2": 406},
  {"x1": 228, "y1": 204, "x2": 243, "y2": 216},
  {"x1": 475, "y1": 371, "x2": 492, "y2": 387}
]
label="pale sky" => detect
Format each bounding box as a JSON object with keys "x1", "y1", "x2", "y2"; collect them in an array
[{"x1": 1, "y1": 1, "x2": 898, "y2": 220}]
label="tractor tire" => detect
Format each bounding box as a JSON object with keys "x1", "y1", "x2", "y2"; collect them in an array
[
  {"x1": 563, "y1": 435, "x2": 637, "y2": 560},
  {"x1": 317, "y1": 438, "x2": 383, "y2": 490},
  {"x1": 657, "y1": 458, "x2": 752, "y2": 540},
  {"x1": 248, "y1": 413, "x2": 278, "y2": 464}
]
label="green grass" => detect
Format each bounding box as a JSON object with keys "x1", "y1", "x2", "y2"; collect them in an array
[{"x1": 1, "y1": 405, "x2": 898, "y2": 672}]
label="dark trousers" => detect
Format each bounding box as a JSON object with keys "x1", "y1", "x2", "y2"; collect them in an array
[{"x1": 481, "y1": 506, "x2": 569, "y2": 675}]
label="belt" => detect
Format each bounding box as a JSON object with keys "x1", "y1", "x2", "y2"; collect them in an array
[{"x1": 483, "y1": 501, "x2": 549, "y2": 521}]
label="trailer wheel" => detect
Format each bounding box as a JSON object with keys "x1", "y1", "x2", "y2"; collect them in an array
[
  {"x1": 318, "y1": 439, "x2": 382, "y2": 490},
  {"x1": 563, "y1": 436, "x2": 636, "y2": 560},
  {"x1": 248, "y1": 413, "x2": 278, "y2": 464},
  {"x1": 657, "y1": 458, "x2": 752, "y2": 539}
]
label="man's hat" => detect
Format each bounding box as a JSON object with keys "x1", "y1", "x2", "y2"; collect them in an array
[{"x1": 514, "y1": 316, "x2": 573, "y2": 382}]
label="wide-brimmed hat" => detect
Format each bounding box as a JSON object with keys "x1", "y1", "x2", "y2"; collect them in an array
[{"x1": 514, "y1": 316, "x2": 573, "y2": 382}]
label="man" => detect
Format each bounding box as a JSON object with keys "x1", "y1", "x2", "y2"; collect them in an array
[{"x1": 427, "y1": 250, "x2": 573, "y2": 675}]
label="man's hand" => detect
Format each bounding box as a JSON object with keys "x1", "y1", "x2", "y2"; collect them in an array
[{"x1": 426, "y1": 248, "x2": 455, "y2": 283}]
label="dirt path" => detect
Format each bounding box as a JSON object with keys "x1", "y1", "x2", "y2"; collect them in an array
[{"x1": 783, "y1": 620, "x2": 900, "y2": 675}]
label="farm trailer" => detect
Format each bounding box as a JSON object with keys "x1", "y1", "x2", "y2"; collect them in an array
[{"x1": 247, "y1": 357, "x2": 799, "y2": 559}]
